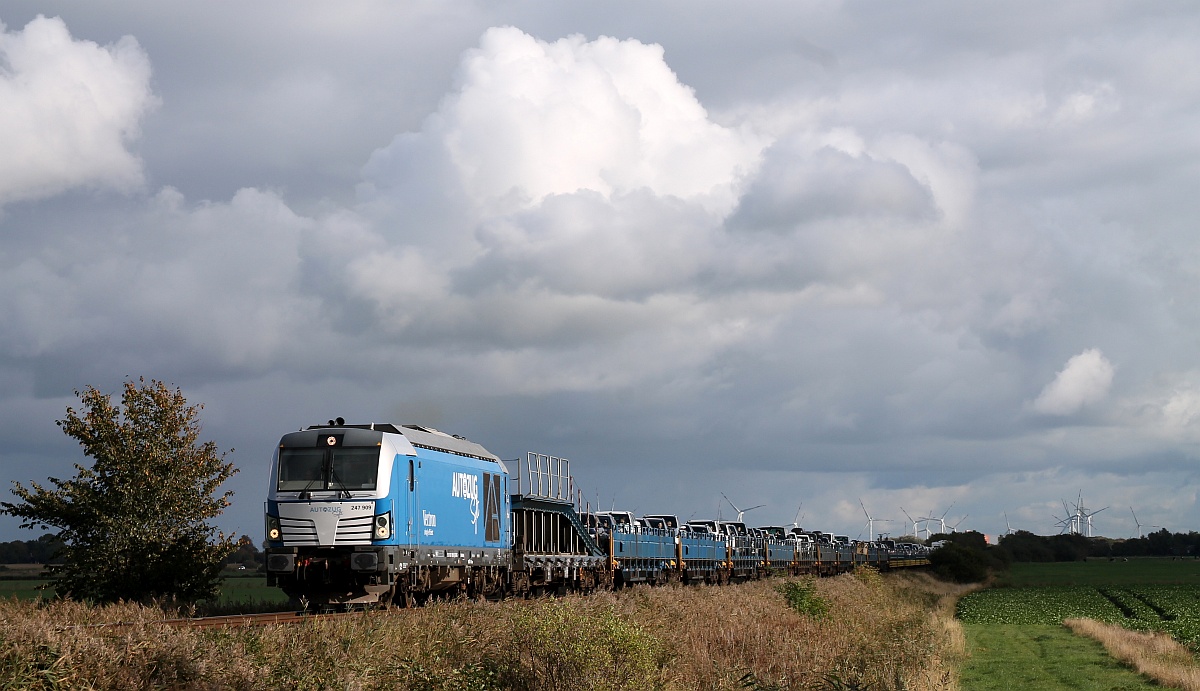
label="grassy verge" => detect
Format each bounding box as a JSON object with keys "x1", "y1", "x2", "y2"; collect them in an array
[
  {"x1": 0, "y1": 570, "x2": 970, "y2": 690},
  {"x1": 1065, "y1": 618, "x2": 1200, "y2": 690},
  {"x1": 960, "y1": 623, "x2": 1163, "y2": 690}
]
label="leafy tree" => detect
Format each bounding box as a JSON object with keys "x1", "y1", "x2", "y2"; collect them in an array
[
  {"x1": 996, "y1": 530, "x2": 1055, "y2": 562},
  {"x1": 225, "y1": 534, "x2": 264, "y2": 570},
  {"x1": 928, "y1": 542, "x2": 990, "y2": 583},
  {"x1": 0, "y1": 378, "x2": 237, "y2": 603}
]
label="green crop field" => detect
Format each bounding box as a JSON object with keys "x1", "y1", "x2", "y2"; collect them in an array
[
  {"x1": 960, "y1": 559, "x2": 1200, "y2": 647},
  {"x1": 959, "y1": 559, "x2": 1200, "y2": 687}
]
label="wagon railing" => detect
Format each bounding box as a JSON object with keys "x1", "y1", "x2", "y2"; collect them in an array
[{"x1": 515, "y1": 452, "x2": 572, "y2": 502}]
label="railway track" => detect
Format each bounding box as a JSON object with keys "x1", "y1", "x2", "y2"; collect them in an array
[{"x1": 160, "y1": 610, "x2": 322, "y2": 629}]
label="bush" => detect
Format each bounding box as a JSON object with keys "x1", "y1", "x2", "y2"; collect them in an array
[
  {"x1": 929, "y1": 542, "x2": 989, "y2": 583},
  {"x1": 776, "y1": 579, "x2": 829, "y2": 618},
  {"x1": 503, "y1": 598, "x2": 666, "y2": 691}
]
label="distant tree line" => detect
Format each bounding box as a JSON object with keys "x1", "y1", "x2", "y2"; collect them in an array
[
  {"x1": 916, "y1": 527, "x2": 1200, "y2": 584},
  {"x1": 995, "y1": 528, "x2": 1200, "y2": 562},
  {"x1": 0, "y1": 534, "x2": 65, "y2": 565},
  {"x1": 0, "y1": 533, "x2": 263, "y2": 570}
]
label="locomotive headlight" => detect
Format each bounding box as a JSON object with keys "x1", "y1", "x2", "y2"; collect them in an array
[
  {"x1": 266, "y1": 515, "x2": 281, "y2": 541},
  {"x1": 373, "y1": 512, "x2": 391, "y2": 539}
]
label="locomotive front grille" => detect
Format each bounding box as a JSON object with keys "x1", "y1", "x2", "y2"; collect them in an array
[
  {"x1": 335, "y1": 515, "x2": 374, "y2": 544},
  {"x1": 279, "y1": 515, "x2": 376, "y2": 546},
  {"x1": 279, "y1": 517, "x2": 318, "y2": 545}
]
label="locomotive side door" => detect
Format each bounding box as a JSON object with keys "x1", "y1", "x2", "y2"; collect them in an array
[{"x1": 405, "y1": 455, "x2": 417, "y2": 554}]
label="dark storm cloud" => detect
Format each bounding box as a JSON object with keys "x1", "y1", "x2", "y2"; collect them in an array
[{"x1": 3, "y1": 5, "x2": 1200, "y2": 541}]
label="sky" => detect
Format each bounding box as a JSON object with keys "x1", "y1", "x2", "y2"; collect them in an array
[{"x1": 2, "y1": 2, "x2": 1199, "y2": 544}]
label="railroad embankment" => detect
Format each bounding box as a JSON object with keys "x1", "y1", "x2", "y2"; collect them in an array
[{"x1": 0, "y1": 569, "x2": 971, "y2": 690}]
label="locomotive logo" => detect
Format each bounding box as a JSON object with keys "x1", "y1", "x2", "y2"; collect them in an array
[
  {"x1": 451, "y1": 470, "x2": 502, "y2": 541},
  {"x1": 452, "y1": 472, "x2": 481, "y2": 533}
]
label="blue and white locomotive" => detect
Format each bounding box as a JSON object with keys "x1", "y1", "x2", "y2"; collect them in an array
[{"x1": 264, "y1": 421, "x2": 514, "y2": 606}]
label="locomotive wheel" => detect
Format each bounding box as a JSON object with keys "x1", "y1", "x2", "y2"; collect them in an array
[
  {"x1": 512, "y1": 571, "x2": 531, "y2": 598},
  {"x1": 597, "y1": 568, "x2": 614, "y2": 591}
]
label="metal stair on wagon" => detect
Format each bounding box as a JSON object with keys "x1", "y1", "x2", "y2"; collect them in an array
[{"x1": 510, "y1": 453, "x2": 607, "y2": 590}]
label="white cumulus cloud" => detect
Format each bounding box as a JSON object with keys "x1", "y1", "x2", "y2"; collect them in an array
[
  {"x1": 1033, "y1": 349, "x2": 1115, "y2": 415},
  {"x1": 0, "y1": 15, "x2": 156, "y2": 206},
  {"x1": 432, "y1": 27, "x2": 763, "y2": 214}
]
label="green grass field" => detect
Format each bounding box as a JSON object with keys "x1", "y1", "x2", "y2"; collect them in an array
[
  {"x1": 960, "y1": 623, "x2": 1163, "y2": 690},
  {"x1": 0, "y1": 572, "x2": 290, "y2": 608},
  {"x1": 0, "y1": 578, "x2": 53, "y2": 601},
  {"x1": 959, "y1": 560, "x2": 1200, "y2": 690},
  {"x1": 214, "y1": 574, "x2": 291, "y2": 606}
]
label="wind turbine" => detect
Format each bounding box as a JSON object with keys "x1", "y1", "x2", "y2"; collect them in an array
[
  {"x1": 1052, "y1": 514, "x2": 1072, "y2": 534},
  {"x1": 1053, "y1": 502, "x2": 1074, "y2": 534},
  {"x1": 791, "y1": 503, "x2": 806, "y2": 532},
  {"x1": 1053, "y1": 498, "x2": 1078, "y2": 534},
  {"x1": 920, "y1": 503, "x2": 954, "y2": 536},
  {"x1": 859, "y1": 500, "x2": 892, "y2": 542},
  {"x1": 936, "y1": 503, "x2": 956, "y2": 535},
  {"x1": 950, "y1": 515, "x2": 968, "y2": 533},
  {"x1": 721, "y1": 493, "x2": 765, "y2": 523},
  {"x1": 916, "y1": 511, "x2": 938, "y2": 538},
  {"x1": 1054, "y1": 492, "x2": 1107, "y2": 536},
  {"x1": 1002, "y1": 513, "x2": 1015, "y2": 536},
  {"x1": 900, "y1": 507, "x2": 922, "y2": 539},
  {"x1": 1130, "y1": 507, "x2": 1144, "y2": 539},
  {"x1": 1070, "y1": 492, "x2": 1107, "y2": 537}
]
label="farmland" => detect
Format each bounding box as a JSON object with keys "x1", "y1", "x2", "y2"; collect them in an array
[
  {"x1": 958, "y1": 559, "x2": 1200, "y2": 690},
  {"x1": 0, "y1": 571, "x2": 290, "y2": 610},
  {"x1": 958, "y1": 560, "x2": 1200, "y2": 649},
  {"x1": 958, "y1": 583, "x2": 1200, "y2": 646}
]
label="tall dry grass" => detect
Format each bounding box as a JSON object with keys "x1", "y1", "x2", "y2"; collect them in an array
[
  {"x1": 1064, "y1": 617, "x2": 1200, "y2": 690},
  {"x1": 620, "y1": 568, "x2": 973, "y2": 690},
  {"x1": 0, "y1": 570, "x2": 973, "y2": 690}
]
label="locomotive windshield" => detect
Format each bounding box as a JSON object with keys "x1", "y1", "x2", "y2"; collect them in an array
[{"x1": 277, "y1": 446, "x2": 380, "y2": 492}]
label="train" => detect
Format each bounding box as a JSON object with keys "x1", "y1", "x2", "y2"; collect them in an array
[{"x1": 263, "y1": 421, "x2": 930, "y2": 607}]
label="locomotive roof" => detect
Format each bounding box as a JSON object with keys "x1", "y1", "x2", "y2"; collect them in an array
[{"x1": 305, "y1": 422, "x2": 501, "y2": 463}]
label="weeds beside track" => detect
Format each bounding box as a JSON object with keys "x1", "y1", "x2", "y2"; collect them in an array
[{"x1": 0, "y1": 570, "x2": 970, "y2": 690}]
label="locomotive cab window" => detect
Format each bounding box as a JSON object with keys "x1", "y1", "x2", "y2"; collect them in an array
[{"x1": 278, "y1": 447, "x2": 380, "y2": 492}]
